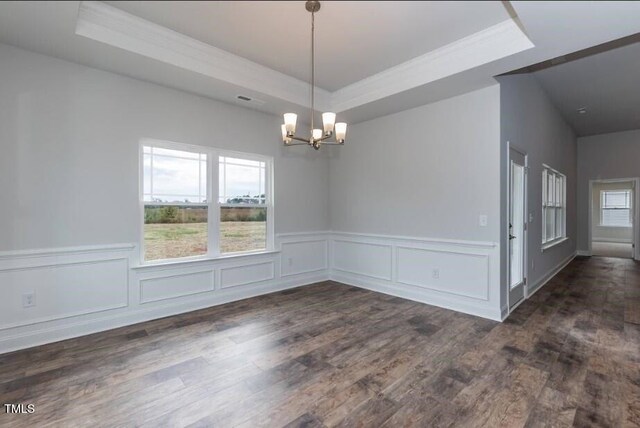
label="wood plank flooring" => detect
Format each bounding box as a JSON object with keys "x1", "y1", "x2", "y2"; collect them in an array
[{"x1": 1, "y1": 255, "x2": 639, "y2": 427}]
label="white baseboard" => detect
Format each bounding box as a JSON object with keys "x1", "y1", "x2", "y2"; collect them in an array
[
  {"x1": 592, "y1": 238, "x2": 632, "y2": 244},
  {"x1": 576, "y1": 250, "x2": 591, "y2": 257},
  {"x1": 0, "y1": 233, "x2": 331, "y2": 354},
  {"x1": 328, "y1": 232, "x2": 502, "y2": 322},
  {"x1": 331, "y1": 272, "x2": 502, "y2": 321},
  {"x1": 0, "y1": 272, "x2": 327, "y2": 355},
  {"x1": 527, "y1": 251, "x2": 577, "y2": 298},
  {"x1": 0, "y1": 230, "x2": 506, "y2": 353}
]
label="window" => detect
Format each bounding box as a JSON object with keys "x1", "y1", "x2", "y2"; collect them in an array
[
  {"x1": 542, "y1": 166, "x2": 566, "y2": 248},
  {"x1": 600, "y1": 190, "x2": 632, "y2": 227},
  {"x1": 141, "y1": 141, "x2": 272, "y2": 263},
  {"x1": 219, "y1": 156, "x2": 268, "y2": 254}
]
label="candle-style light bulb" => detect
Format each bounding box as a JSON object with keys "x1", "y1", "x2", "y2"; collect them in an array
[
  {"x1": 284, "y1": 113, "x2": 297, "y2": 136},
  {"x1": 335, "y1": 122, "x2": 347, "y2": 143},
  {"x1": 322, "y1": 112, "x2": 336, "y2": 135},
  {"x1": 281, "y1": 124, "x2": 291, "y2": 144}
]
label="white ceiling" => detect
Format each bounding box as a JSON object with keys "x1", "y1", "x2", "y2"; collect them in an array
[
  {"x1": 534, "y1": 41, "x2": 640, "y2": 137},
  {"x1": 1, "y1": 1, "x2": 640, "y2": 126},
  {"x1": 103, "y1": 1, "x2": 511, "y2": 91}
]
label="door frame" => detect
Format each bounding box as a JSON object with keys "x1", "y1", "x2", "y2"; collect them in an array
[
  {"x1": 506, "y1": 142, "x2": 529, "y2": 313},
  {"x1": 587, "y1": 177, "x2": 640, "y2": 260}
]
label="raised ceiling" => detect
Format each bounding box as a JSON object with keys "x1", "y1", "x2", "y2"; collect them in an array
[
  {"x1": 1, "y1": 1, "x2": 640, "y2": 125},
  {"x1": 103, "y1": 1, "x2": 511, "y2": 91}
]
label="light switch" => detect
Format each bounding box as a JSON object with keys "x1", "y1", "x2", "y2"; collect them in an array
[{"x1": 479, "y1": 215, "x2": 488, "y2": 227}]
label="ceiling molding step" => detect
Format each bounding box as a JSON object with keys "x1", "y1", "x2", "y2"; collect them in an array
[
  {"x1": 75, "y1": 1, "x2": 332, "y2": 111},
  {"x1": 330, "y1": 19, "x2": 534, "y2": 113}
]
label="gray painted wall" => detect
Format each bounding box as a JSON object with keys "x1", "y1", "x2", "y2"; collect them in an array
[
  {"x1": 577, "y1": 129, "x2": 640, "y2": 251},
  {"x1": 0, "y1": 43, "x2": 331, "y2": 252},
  {"x1": 591, "y1": 181, "x2": 633, "y2": 243},
  {"x1": 498, "y1": 74, "x2": 577, "y2": 308},
  {"x1": 329, "y1": 85, "x2": 501, "y2": 242}
]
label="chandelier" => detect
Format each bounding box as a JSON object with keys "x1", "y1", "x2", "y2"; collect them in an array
[{"x1": 281, "y1": 0, "x2": 347, "y2": 150}]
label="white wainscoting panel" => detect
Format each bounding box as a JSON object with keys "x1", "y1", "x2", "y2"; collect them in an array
[
  {"x1": 0, "y1": 233, "x2": 331, "y2": 354},
  {"x1": 280, "y1": 239, "x2": 328, "y2": 277},
  {"x1": 220, "y1": 261, "x2": 275, "y2": 289},
  {"x1": 0, "y1": 257, "x2": 129, "y2": 330},
  {"x1": 396, "y1": 246, "x2": 489, "y2": 301},
  {"x1": 140, "y1": 269, "x2": 215, "y2": 304},
  {"x1": 328, "y1": 232, "x2": 501, "y2": 320},
  {"x1": 332, "y1": 240, "x2": 393, "y2": 281}
]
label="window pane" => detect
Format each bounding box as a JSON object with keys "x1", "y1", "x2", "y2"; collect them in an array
[
  {"x1": 546, "y1": 207, "x2": 555, "y2": 241},
  {"x1": 200, "y1": 157, "x2": 207, "y2": 202},
  {"x1": 220, "y1": 207, "x2": 266, "y2": 253},
  {"x1": 555, "y1": 207, "x2": 563, "y2": 238},
  {"x1": 603, "y1": 191, "x2": 630, "y2": 208},
  {"x1": 602, "y1": 208, "x2": 632, "y2": 226},
  {"x1": 144, "y1": 205, "x2": 208, "y2": 261},
  {"x1": 143, "y1": 146, "x2": 207, "y2": 203},
  {"x1": 221, "y1": 156, "x2": 262, "y2": 167},
  {"x1": 152, "y1": 156, "x2": 201, "y2": 200},
  {"x1": 153, "y1": 147, "x2": 200, "y2": 159},
  {"x1": 143, "y1": 154, "x2": 151, "y2": 195},
  {"x1": 219, "y1": 156, "x2": 266, "y2": 204}
]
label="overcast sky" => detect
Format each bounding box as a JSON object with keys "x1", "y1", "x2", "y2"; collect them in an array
[{"x1": 144, "y1": 153, "x2": 264, "y2": 203}]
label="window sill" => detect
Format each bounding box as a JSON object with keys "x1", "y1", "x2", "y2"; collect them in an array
[
  {"x1": 541, "y1": 237, "x2": 568, "y2": 252},
  {"x1": 598, "y1": 224, "x2": 632, "y2": 228},
  {"x1": 132, "y1": 249, "x2": 280, "y2": 270}
]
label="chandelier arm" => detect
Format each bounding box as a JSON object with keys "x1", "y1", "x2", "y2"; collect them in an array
[
  {"x1": 285, "y1": 141, "x2": 311, "y2": 146},
  {"x1": 315, "y1": 133, "x2": 334, "y2": 142},
  {"x1": 289, "y1": 136, "x2": 312, "y2": 144}
]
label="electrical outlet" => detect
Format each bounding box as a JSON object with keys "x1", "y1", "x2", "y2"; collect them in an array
[
  {"x1": 432, "y1": 269, "x2": 440, "y2": 280},
  {"x1": 22, "y1": 292, "x2": 35, "y2": 308},
  {"x1": 479, "y1": 215, "x2": 488, "y2": 227},
  {"x1": 288, "y1": 257, "x2": 293, "y2": 267}
]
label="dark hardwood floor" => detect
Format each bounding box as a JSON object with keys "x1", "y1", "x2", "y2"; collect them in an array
[{"x1": 1, "y1": 256, "x2": 639, "y2": 427}]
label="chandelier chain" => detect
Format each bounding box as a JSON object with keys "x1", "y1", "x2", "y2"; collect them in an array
[{"x1": 310, "y1": 8, "x2": 315, "y2": 133}]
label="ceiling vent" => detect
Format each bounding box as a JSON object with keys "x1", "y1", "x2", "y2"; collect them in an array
[{"x1": 236, "y1": 95, "x2": 266, "y2": 106}]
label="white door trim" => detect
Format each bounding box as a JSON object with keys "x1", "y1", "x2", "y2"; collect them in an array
[{"x1": 506, "y1": 142, "x2": 528, "y2": 313}]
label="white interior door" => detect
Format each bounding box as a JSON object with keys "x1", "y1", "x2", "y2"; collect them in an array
[{"x1": 509, "y1": 148, "x2": 527, "y2": 309}]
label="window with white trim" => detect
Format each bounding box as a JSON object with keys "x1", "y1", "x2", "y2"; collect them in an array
[
  {"x1": 218, "y1": 156, "x2": 268, "y2": 254},
  {"x1": 542, "y1": 166, "x2": 566, "y2": 247},
  {"x1": 141, "y1": 141, "x2": 273, "y2": 263},
  {"x1": 600, "y1": 190, "x2": 632, "y2": 227}
]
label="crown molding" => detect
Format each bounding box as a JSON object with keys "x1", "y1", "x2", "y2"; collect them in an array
[
  {"x1": 76, "y1": 2, "x2": 532, "y2": 117},
  {"x1": 76, "y1": 1, "x2": 332, "y2": 111},
  {"x1": 330, "y1": 19, "x2": 534, "y2": 113}
]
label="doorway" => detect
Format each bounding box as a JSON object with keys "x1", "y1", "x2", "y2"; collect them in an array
[
  {"x1": 508, "y1": 146, "x2": 528, "y2": 310},
  {"x1": 589, "y1": 178, "x2": 638, "y2": 259}
]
